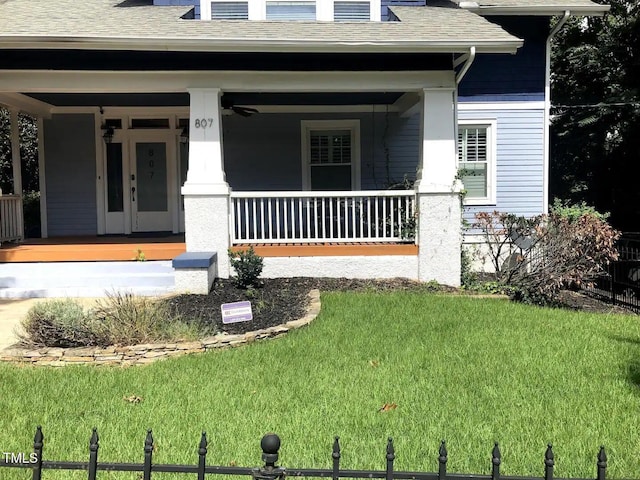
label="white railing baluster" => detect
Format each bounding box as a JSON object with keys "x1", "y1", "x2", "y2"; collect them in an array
[
  {"x1": 260, "y1": 198, "x2": 265, "y2": 242},
  {"x1": 283, "y1": 198, "x2": 289, "y2": 240},
  {"x1": 252, "y1": 199, "x2": 257, "y2": 241},
  {"x1": 227, "y1": 190, "x2": 416, "y2": 245},
  {"x1": 275, "y1": 198, "x2": 280, "y2": 240},
  {"x1": 0, "y1": 195, "x2": 24, "y2": 244}
]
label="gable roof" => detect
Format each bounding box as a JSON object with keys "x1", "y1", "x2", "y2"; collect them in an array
[
  {"x1": 0, "y1": 0, "x2": 522, "y2": 53},
  {"x1": 452, "y1": 0, "x2": 610, "y2": 16}
]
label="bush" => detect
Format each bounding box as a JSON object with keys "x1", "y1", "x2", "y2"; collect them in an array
[
  {"x1": 474, "y1": 207, "x2": 620, "y2": 305},
  {"x1": 20, "y1": 294, "x2": 208, "y2": 348},
  {"x1": 91, "y1": 292, "x2": 206, "y2": 346},
  {"x1": 20, "y1": 299, "x2": 108, "y2": 347},
  {"x1": 228, "y1": 246, "x2": 264, "y2": 288}
]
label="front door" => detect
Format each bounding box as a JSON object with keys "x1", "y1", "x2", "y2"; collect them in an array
[{"x1": 130, "y1": 138, "x2": 173, "y2": 232}]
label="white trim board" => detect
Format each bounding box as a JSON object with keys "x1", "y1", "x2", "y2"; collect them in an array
[
  {"x1": 0, "y1": 70, "x2": 456, "y2": 94},
  {"x1": 458, "y1": 101, "x2": 545, "y2": 111}
]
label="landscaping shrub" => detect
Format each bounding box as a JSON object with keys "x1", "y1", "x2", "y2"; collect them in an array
[
  {"x1": 20, "y1": 299, "x2": 108, "y2": 347},
  {"x1": 228, "y1": 246, "x2": 264, "y2": 288},
  {"x1": 474, "y1": 207, "x2": 620, "y2": 305},
  {"x1": 91, "y1": 292, "x2": 207, "y2": 345},
  {"x1": 20, "y1": 294, "x2": 209, "y2": 348}
]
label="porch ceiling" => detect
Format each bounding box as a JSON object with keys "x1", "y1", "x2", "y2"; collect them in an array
[{"x1": 23, "y1": 92, "x2": 404, "y2": 108}]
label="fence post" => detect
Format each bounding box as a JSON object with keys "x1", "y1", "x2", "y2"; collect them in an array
[
  {"x1": 143, "y1": 430, "x2": 154, "y2": 480},
  {"x1": 386, "y1": 438, "x2": 395, "y2": 480},
  {"x1": 197, "y1": 432, "x2": 208, "y2": 480},
  {"x1": 491, "y1": 443, "x2": 501, "y2": 480},
  {"x1": 544, "y1": 444, "x2": 554, "y2": 480},
  {"x1": 597, "y1": 446, "x2": 607, "y2": 480},
  {"x1": 332, "y1": 436, "x2": 341, "y2": 480},
  {"x1": 438, "y1": 440, "x2": 447, "y2": 480},
  {"x1": 610, "y1": 263, "x2": 616, "y2": 305},
  {"x1": 88, "y1": 428, "x2": 99, "y2": 480},
  {"x1": 32, "y1": 426, "x2": 43, "y2": 480}
]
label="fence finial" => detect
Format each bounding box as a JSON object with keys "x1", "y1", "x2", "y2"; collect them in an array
[
  {"x1": 90, "y1": 428, "x2": 99, "y2": 451},
  {"x1": 261, "y1": 433, "x2": 281, "y2": 467},
  {"x1": 145, "y1": 430, "x2": 154, "y2": 452},
  {"x1": 597, "y1": 446, "x2": 607, "y2": 480},
  {"x1": 545, "y1": 444, "x2": 554, "y2": 466},
  {"x1": 333, "y1": 437, "x2": 341, "y2": 459},
  {"x1": 438, "y1": 440, "x2": 447, "y2": 480},
  {"x1": 199, "y1": 432, "x2": 208, "y2": 454},
  {"x1": 491, "y1": 442, "x2": 501, "y2": 480},
  {"x1": 34, "y1": 426, "x2": 43, "y2": 446},
  {"x1": 386, "y1": 438, "x2": 395, "y2": 461}
]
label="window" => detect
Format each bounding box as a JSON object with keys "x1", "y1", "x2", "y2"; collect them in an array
[
  {"x1": 458, "y1": 120, "x2": 496, "y2": 205},
  {"x1": 302, "y1": 120, "x2": 360, "y2": 191},
  {"x1": 211, "y1": 1, "x2": 249, "y2": 19},
  {"x1": 334, "y1": 1, "x2": 370, "y2": 21},
  {"x1": 266, "y1": 1, "x2": 316, "y2": 19}
]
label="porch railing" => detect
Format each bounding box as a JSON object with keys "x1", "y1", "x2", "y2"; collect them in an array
[
  {"x1": 230, "y1": 190, "x2": 417, "y2": 244},
  {"x1": 0, "y1": 194, "x2": 24, "y2": 243}
]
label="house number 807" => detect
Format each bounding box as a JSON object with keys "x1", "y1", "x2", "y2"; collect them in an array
[{"x1": 194, "y1": 118, "x2": 214, "y2": 128}]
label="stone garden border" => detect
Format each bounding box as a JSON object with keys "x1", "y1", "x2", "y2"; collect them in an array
[{"x1": 0, "y1": 290, "x2": 321, "y2": 367}]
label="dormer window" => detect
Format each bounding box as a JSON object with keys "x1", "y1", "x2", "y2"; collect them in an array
[
  {"x1": 334, "y1": 1, "x2": 370, "y2": 20},
  {"x1": 211, "y1": 1, "x2": 249, "y2": 19},
  {"x1": 200, "y1": 0, "x2": 380, "y2": 21}
]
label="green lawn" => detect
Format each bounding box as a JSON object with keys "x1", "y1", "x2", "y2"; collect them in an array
[{"x1": 1, "y1": 292, "x2": 639, "y2": 480}]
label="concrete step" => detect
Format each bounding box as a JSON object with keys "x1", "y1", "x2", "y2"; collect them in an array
[
  {"x1": 0, "y1": 286, "x2": 176, "y2": 299},
  {"x1": 0, "y1": 261, "x2": 176, "y2": 298}
]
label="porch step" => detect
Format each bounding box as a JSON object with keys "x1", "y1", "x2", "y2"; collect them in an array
[{"x1": 0, "y1": 261, "x2": 176, "y2": 298}]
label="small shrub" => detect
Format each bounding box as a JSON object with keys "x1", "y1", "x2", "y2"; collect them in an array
[
  {"x1": 460, "y1": 248, "x2": 477, "y2": 288},
  {"x1": 228, "y1": 247, "x2": 264, "y2": 288},
  {"x1": 20, "y1": 299, "x2": 108, "y2": 347}
]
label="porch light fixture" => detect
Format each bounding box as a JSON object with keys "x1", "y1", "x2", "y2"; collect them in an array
[
  {"x1": 102, "y1": 125, "x2": 115, "y2": 144},
  {"x1": 180, "y1": 127, "x2": 189, "y2": 144}
]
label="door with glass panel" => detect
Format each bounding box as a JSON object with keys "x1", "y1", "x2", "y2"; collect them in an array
[{"x1": 129, "y1": 136, "x2": 173, "y2": 232}]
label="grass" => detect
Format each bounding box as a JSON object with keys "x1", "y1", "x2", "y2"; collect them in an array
[{"x1": 1, "y1": 292, "x2": 639, "y2": 480}]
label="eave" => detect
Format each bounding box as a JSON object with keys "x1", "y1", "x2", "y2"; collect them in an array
[{"x1": 464, "y1": 5, "x2": 610, "y2": 16}]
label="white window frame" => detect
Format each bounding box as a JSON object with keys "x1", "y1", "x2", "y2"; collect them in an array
[
  {"x1": 201, "y1": 0, "x2": 379, "y2": 20},
  {"x1": 301, "y1": 119, "x2": 361, "y2": 191},
  {"x1": 458, "y1": 119, "x2": 497, "y2": 206}
]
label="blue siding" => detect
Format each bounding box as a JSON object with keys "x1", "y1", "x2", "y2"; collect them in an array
[
  {"x1": 460, "y1": 108, "x2": 545, "y2": 226},
  {"x1": 43, "y1": 114, "x2": 97, "y2": 236},
  {"x1": 222, "y1": 112, "x2": 419, "y2": 191},
  {"x1": 459, "y1": 16, "x2": 548, "y2": 102}
]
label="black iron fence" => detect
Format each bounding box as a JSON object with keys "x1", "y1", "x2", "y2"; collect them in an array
[
  {"x1": 582, "y1": 236, "x2": 640, "y2": 312},
  {"x1": 0, "y1": 426, "x2": 615, "y2": 480}
]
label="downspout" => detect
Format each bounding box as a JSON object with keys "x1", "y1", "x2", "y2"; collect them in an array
[
  {"x1": 454, "y1": 47, "x2": 476, "y2": 191},
  {"x1": 544, "y1": 10, "x2": 571, "y2": 212}
]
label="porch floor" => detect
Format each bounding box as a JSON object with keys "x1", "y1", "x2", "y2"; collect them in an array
[
  {"x1": 231, "y1": 243, "x2": 418, "y2": 257},
  {"x1": 0, "y1": 237, "x2": 418, "y2": 263},
  {"x1": 0, "y1": 236, "x2": 186, "y2": 262}
]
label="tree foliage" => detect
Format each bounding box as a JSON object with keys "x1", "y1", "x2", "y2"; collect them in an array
[
  {"x1": 0, "y1": 105, "x2": 39, "y2": 194},
  {"x1": 551, "y1": 0, "x2": 640, "y2": 231}
]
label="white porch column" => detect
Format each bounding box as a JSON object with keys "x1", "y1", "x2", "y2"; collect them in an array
[
  {"x1": 9, "y1": 109, "x2": 22, "y2": 195},
  {"x1": 182, "y1": 88, "x2": 231, "y2": 280},
  {"x1": 415, "y1": 88, "x2": 463, "y2": 286}
]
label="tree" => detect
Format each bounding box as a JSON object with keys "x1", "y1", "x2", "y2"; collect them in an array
[
  {"x1": 0, "y1": 106, "x2": 39, "y2": 194},
  {"x1": 550, "y1": 0, "x2": 640, "y2": 231}
]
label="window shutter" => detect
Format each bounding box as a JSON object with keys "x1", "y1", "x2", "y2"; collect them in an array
[
  {"x1": 310, "y1": 130, "x2": 351, "y2": 164},
  {"x1": 266, "y1": 1, "x2": 316, "y2": 20},
  {"x1": 211, "y1": 1, "x2": 249, "y2": 19},
  {"x1": 334, "y1": 1, "x2": 370, "y2": 21}
]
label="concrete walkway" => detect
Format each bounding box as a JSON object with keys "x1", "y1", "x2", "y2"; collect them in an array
[{"x1": 0, "y1": 298, "x2": 102, "y2": 351}]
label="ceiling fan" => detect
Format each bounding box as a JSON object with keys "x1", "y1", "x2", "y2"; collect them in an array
[{"x1": 221, "y1": 97, "x2": 259, "y2": 117}]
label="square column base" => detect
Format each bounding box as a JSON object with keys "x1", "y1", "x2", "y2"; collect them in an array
[
  {"x1": 183, "y1": 193, "x2": 231, "y2": 278},
  {"x1": 417, "y1": 191, "x2": 462, "y2": 286}
]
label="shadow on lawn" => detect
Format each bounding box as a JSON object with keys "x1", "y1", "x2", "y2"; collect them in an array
[{"x1": 608, "y1": 334, "x2": 640, "y2": 389}]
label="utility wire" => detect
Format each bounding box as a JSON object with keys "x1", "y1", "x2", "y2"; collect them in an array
[{"x1": 552, "y1": 102, "x2": 640, "y2": 108}]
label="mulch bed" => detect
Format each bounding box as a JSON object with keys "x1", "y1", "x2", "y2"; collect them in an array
[{"x1": 165, "y1": 278, "x2": 636, "y2": 336}]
